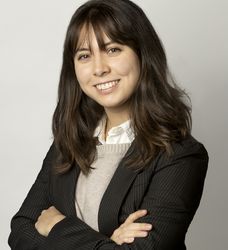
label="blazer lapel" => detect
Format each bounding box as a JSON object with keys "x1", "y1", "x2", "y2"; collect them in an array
[
  {"x1": 98, "y1": 143, "x2": 141, "y2": 236},
  {"x1": 52, "y1": 164, "x2": 80, "y2": 217}
]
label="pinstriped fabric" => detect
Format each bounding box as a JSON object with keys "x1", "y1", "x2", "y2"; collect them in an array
[
  {"x1": 8, "y1": 144, "x2": 56, "y2": 250},
  {"x1": 8, "y1": 135, "x2": 208, "y2": 250}
]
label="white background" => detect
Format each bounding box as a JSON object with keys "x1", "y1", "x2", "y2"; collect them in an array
[{"x1": 0, "y1": 0, "x2": 227, "y2": 249}]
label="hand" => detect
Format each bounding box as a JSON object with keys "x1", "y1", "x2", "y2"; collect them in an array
[
  {"x1": 110, "y1": 209, "x2": 152, "y2": 245},
  {"x1": 35, "y1": 206, "x2": 66, "y2": 237}
]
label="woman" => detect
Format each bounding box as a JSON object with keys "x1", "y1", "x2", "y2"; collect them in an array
[{"x1": 8, "y1": 0, "x2": 208, "y2": 249}]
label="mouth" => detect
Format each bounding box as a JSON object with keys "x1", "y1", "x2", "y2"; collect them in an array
[{"x1": 95, "y1": 79, "x2": 120, "y2": 90}]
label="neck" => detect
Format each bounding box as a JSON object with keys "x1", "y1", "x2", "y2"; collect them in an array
[
  {"x1": 104, "y1": 109, "x2": 130, "y2": 130},
  {"x1": 103, "y1": 107, "x2": 130, "y2": 141}
]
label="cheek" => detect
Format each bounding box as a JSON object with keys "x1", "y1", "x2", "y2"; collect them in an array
[
  {"x1": 113, "y1": 57, "x2": 140, "y2": 78},
  {"x1": 74, "y1": 67, "x2": 94, "y2": 97},
  {"x1": 74, "y1": 65, "x2": 90, "y2": 86},
  {"x1": 112, "y1": 59, "x2": 131, "y2": 76}
]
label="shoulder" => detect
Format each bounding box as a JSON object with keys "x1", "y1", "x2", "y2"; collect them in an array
[
  {"x1": 171, "y1": 135, "x2": 208, "y2": 158},
  {"x1": 44, "y1": 141, "x2": 58, "y2": 162},
  {"x1": 40, "y1": 141, "x2": 60, "y2": 175},
  {"x1": 155, "y1": 135, "x2": 209, "y2": 173}
]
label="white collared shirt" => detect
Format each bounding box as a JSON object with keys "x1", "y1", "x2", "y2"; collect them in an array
[{"x1": 93, "y1": 118, "x2": 135, "y2": 144}]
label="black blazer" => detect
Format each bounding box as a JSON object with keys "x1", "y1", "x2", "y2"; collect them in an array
[{"x1": 8, "y1": 135, "x2": 208, "y2": 250}]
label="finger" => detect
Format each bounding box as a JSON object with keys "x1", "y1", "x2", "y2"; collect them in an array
[
  {"x1": 48, "y1": 206, "x2": 61, "y2": 215},
  {"x1": 41, "y1": 210, "x2": 46, "y2": 214},
  {"x1": 115, "y1": 237, "x2": 134, "y2": 245},
  {"x1": 118, "y1": 230, "x2": 149, "y2": 239},
  {"x1": 125, "y1": 210, "x2": 147, "y2": 224},
  {"x1": 126, "y1": 222, "x2": 152, "y2": 231},
  {"x1": 49, "y1": 206, "x2": 56, "y2": 211},
  {"x1": 124, "y1": 237, "x2": 134, "y2": 244}
]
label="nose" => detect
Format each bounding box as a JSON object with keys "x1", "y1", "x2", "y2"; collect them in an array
[{"x1": 93, "y1": 53, "x2": 110, "y2": 77}]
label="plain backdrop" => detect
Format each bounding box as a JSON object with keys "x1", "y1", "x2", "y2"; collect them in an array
[{"x1": 0, "y1": 0, "x2": 227, "y2": 249}]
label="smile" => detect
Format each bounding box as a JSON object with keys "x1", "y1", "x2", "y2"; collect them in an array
[{"x1": 95, "y1": 80, "x2": 120, "y2": 90}]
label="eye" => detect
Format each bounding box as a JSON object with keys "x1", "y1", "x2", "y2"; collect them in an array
[
  {"x1": 77, "y1": 54, "x2": 90, "y2": 61},
  {"x1": 107, "y1": 47, "x2": 121, "y2": 54}
]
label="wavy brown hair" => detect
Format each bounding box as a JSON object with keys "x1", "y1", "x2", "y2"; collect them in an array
[{"x1": 52, "y1": 0, "x2": 191, "y2": 175}]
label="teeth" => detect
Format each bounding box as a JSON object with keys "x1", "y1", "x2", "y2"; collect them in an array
[{"x1": 96, "y1": 80, "x2": 119, "y2": 90}]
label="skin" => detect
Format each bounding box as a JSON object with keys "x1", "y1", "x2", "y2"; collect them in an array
[
  {"x1": 74, "y1": 27, "x2": 140, "y2": 131},
  {"x1": 35, "y1": 27, "x2": 153, "y2": 244},
  {"x1": 110, "y1": 210, "x2": 152, "y2": 245},
  {"x1": 35, "y1": 207, "x2": 152, "y2": 244},
  {"x1": 35, "y1": 206, "x2": 65, "y2": 237}
]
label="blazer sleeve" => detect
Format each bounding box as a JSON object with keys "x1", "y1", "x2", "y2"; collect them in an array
[
  {"x1": 8, "y1": 143, "x2": 56, "y2": 250},
  {"x1": 40, "y1": 139, "x2": 208, "y2": 250}
]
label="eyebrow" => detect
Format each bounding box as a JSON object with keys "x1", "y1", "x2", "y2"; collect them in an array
[{"x1": 75, "y1": 41, "x2": 115, "y2": 53}]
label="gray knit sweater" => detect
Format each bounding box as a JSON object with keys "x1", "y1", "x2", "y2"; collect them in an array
[{"x1": 75, "y1": 143, "x2": 131, "y2": 231}]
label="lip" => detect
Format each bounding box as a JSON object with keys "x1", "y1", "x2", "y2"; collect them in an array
[
  {"x1": 94, "y1": 79, "x2": 120, "y2": 95},
  {"x1": 93, "y1": 79, "x2": 120, "y2": 86}
]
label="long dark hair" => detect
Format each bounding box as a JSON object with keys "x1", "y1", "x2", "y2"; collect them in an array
[{"x1": 52, "y1": 0, "x2": 191, "y2": 175}]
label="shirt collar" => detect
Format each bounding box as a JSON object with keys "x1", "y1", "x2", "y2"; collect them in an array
[{"x1": 93, "y1": 116, "x2": 135, "y2": 143}]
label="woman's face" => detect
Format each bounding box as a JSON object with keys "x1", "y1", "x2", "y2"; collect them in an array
[{"x1": 74, "y1": 27, "x2": 140, "y2": 114}]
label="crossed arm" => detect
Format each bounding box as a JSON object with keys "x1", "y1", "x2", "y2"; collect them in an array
[
  {"x1": 8, "y1": 140, "x2": 208, "y2": 250},
  {"x1": 35, "y1": 206, "x2": 151, "y2": 245}
]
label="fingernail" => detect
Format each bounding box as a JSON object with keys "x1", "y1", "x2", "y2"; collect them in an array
[
  {"x1": 146, "y1": 224, "x2": 152, "y2": 229},
  {"x1": 142, "y1": 231, "x2": 148, "y2": 237}
]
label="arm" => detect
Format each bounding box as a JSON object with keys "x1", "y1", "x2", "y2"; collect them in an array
[
  {"x1": 8, "y1": 143, "x2": 56, "y2": 250},
  {"x1": 40, "y1": 140, "x2": 208, "y2": 250},
  {"x1": 9, "y1": 141, "x2": 145, "y2": 249},
  {"x1": 35, "y1": 207, "x2": 152, "y2": 245}
]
